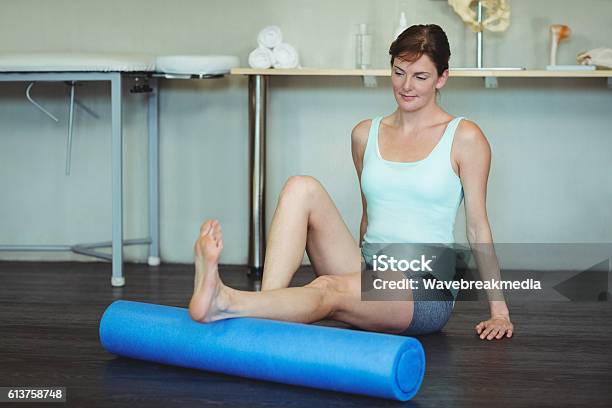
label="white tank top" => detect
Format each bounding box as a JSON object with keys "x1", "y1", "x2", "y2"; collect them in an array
[{"x1": 361, "y1": 116, "x2": 465, "y2": 245}]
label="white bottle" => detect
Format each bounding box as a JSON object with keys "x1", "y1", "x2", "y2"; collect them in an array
[
  {"x1": 355, "y1": 23, "x2": 373, "y2": 69},
  {"x1": 394, "y1": 12, "x2": 408, "y2": 40}
]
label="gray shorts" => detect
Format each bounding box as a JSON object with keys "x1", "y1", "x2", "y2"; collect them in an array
[
  {"x1": 360, "y1": 247, "x2": 456, "y2": 336},
  {"x1": 400, "y1": 274, "x2": 455, "y2": 336}
]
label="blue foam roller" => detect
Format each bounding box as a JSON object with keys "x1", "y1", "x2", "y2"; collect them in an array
[{"x1": 99, "y1": 300, "x2": 425, "y2": 401}]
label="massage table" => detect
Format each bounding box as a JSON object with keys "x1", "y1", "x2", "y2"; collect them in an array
[{"x1": 0, "y1": 53, "x2": 239, "y2": 286}]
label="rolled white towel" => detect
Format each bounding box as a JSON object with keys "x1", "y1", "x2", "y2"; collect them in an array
[
  {"x1": 248, "y1": 47, "x2": 274, "y2": 69},
  {"x1": 257, "y1": 26, "x2": 283, "y2": 49},
  {"x1": 272, "y1": 43, "x2": 300, "y2": 69}
]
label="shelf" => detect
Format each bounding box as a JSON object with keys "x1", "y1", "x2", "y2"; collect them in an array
[
  {"x1": 231, "y1": 68, "x2": 612, "y2": 78},
  {"x1": 231, "y1": 68, "x2": 612, "y2": 89}
]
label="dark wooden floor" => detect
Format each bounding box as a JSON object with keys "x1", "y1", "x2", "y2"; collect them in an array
[{"x1": 1, "y1": 261, "x2": 611, "y2": 407}]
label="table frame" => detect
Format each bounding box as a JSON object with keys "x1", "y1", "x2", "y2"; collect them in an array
[{"x1": 0, "y1": 71, "x2": 160, "y2": 287}]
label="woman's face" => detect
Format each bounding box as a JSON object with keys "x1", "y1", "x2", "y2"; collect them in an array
[{"x1": 390, "y1": 54, "x2": 448, "y2": 112}]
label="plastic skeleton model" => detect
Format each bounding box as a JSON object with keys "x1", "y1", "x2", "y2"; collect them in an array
[
  {"x1": 448, "y1": 0, "x2": 510, "y2": 32},
  {"x1": 549, "y1": 24, "x2": 571, "y2": 66},
  {"x1": 577, "y1": 47, "x2": 612, "y2": 69}
]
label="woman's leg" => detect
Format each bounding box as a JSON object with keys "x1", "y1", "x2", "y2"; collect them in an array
[
  {"x1": 261, "y1": 176, "x2": 361, "y2": 291},
  {"x1": 189, "y1": 220, "x2": 414, "y2": 334}
]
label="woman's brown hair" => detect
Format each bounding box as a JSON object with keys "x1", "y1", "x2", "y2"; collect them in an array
[{"x1": 389, "y1": 24, "x2": 451, "y2": 77}]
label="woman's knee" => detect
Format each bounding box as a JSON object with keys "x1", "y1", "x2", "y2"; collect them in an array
[
  {"x1": 306, "y1": 275, "x2": 349, "y2": 317},
  {"x1": 280, "y1": 175, "x2": 323, "y2": 204},
  {"x1": 315, "y1": 274, "x2": 414, "y2": 334},
  {"x1": 311, "y1": 274, "x2": 360, "y2": 311}
]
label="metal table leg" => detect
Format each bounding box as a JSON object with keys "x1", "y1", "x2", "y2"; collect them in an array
[
  {"x1": 147, "y1": 77, "x2": 160, "y2": 267},
  {"x1": 248, "y1": 75, "x2": 268, "y2": 278},
  {"x1": 110, "y1": 73, "x2": 124, "y2": 287}
]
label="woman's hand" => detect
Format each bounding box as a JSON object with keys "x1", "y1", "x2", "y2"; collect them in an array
[{"x1": 475, "y1": 314, "x2": 514, "y2": 340}]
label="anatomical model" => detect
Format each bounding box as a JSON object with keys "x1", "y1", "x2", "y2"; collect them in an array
[{"x1": 448, "y1": 0, "x2": 510, "y2": 32}]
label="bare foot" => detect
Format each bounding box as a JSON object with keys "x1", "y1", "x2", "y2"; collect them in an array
[{"x1": 189, "y1": 219, "x2": 231, "y2": 322}]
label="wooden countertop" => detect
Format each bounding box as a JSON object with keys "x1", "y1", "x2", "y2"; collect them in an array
[{"x1": 231, "y1": 68, "x2": 612, "y2": 78}]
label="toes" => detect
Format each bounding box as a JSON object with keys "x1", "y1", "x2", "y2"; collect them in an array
[
  {"x1": 197, "y1": 220, "x2": 223, "y2": 249},
  {"x1": 211, "y1": 220, "x2": 223, "y2": 240},
  {"x1": 200, "y1": 220, "x2": 213, "y2": 236}
]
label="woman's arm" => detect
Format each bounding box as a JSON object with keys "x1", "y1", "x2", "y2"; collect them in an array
[
  {"x1": 351, "y1": 120, "x2": 370, "y2": 247},
  {"x1": 359, "y1": 192, "x2": 368, "y2": 247},
  {"x1": 455, "y1": 120, "x2": 514, "y2": 340}
]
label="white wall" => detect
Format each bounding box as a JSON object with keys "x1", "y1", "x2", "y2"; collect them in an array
[{"x1": 1, "y1": 0, "x2": 611, "y2": 269}]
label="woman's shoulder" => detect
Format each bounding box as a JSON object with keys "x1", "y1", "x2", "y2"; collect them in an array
[
  {"x1": 454, "y1": 118, "x2": 491, "y2": 157},
  {"x1": 455, "y1": 118, "x2": 487, "y2": 143},
  {"x1": 351, "y1": 118, "x2": 373, "y2": 147}
]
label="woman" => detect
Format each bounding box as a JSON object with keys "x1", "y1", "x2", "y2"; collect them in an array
[{"x1": 189, "y1": 24, "x2": 514, "y2": 340}]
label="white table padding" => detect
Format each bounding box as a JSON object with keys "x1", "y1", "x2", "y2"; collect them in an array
[{"x1": 0, "y1": 53, "x2": 156, "y2": 72}]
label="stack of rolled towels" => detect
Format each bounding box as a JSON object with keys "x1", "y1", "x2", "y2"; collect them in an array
[{"x1": 248, "y1": 26, "x2": 300, "y2": 69}]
